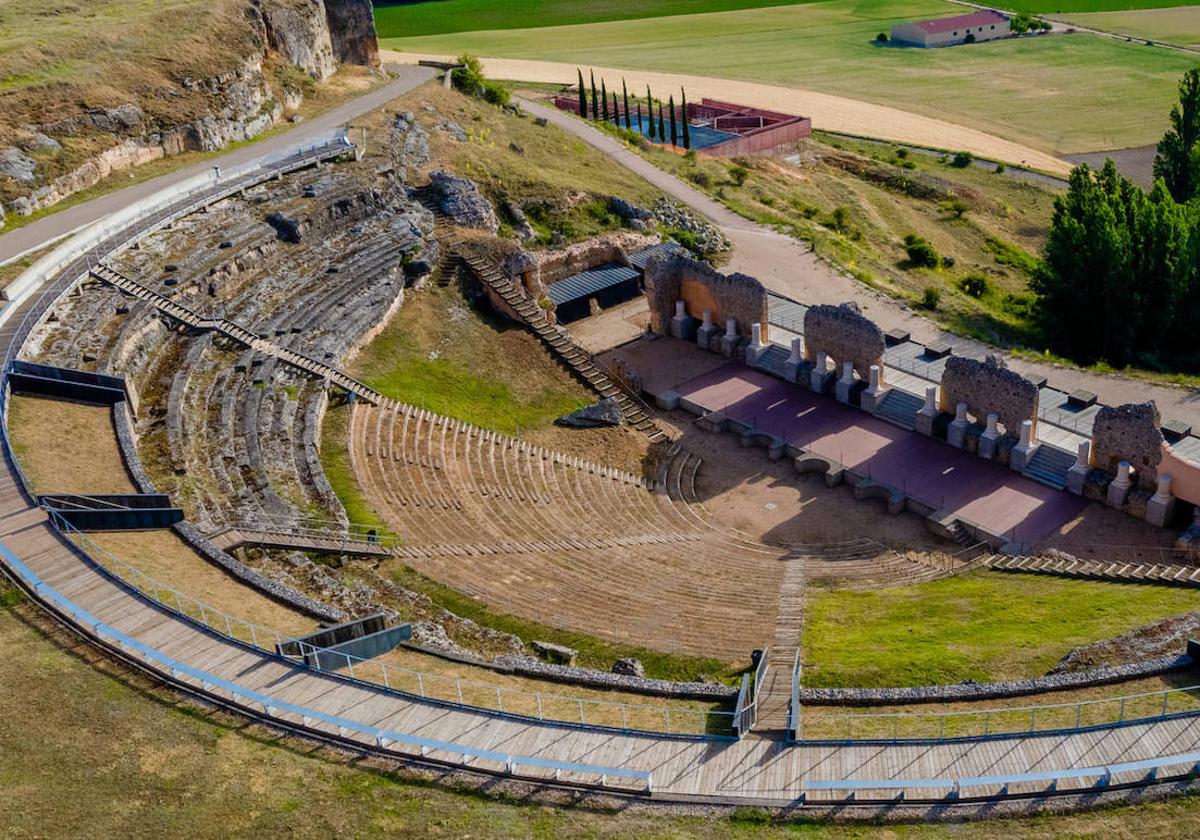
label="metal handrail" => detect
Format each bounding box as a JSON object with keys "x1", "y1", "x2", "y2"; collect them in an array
[
  {"x1": 0, "y1": 539, "x2": 652, "y2": 793},
  {"x1": 800, "y1": 682, "x2": 1200, "y2": 742},
  {"x1": 48, "y1": 510, "x2": 734, "y2": 738}
]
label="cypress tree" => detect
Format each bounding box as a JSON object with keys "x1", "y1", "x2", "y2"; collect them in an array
[
  {"x1": 612, "y1": 91, "x2": 620, "y2": 124},
  {"x1": 577, "y1": 68, "x2": 587, "y2": 118},
  {"x1": 669, "y1": 94, "x2": 678, "y2": 146},
  {"x1": 622, "y1": 79, "x2": 631, "y2": 130},
  {"x1": 646, "y1": 86, "x2": 655, "y2": 138},
  {"x1": 590, "y1": 70, "x2": 598, "y2": 119},
  {"x1": 601, "y1": 78, "x2": 609, "y2": 122},
  {"x1": 681, "y1": 88, "x2": 691, "y2": 149},
  {"x1": 658, "y1": 102, "x2": 666, "y2": 142},
  {"x1": 637, "y1": 103, "x2": 643, "y2": 135}
]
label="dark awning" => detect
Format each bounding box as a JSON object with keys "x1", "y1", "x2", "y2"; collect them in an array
[{"x1": 546, "y1": 263, "x2": 639, "y2": 306}]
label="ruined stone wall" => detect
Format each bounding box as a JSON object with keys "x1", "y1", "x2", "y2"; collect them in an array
[
  {"x1": 503, "y1": 231, "x2": 658, "y2": 299},
  {"x1": 938, "y1": 355, "x2": 1038, "y2": 435},
  {"x1": 802, "y1": 303, "x2": 884, "y2": 380},
  {"x1": 1092, "y1": 402, "x2": 1164, "y2": 487},
  {"x1": 643, "y1": 252, "x2": 767, "y2": 339}
]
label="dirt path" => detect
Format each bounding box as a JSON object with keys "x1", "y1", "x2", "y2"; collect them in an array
[
  {"x1": 382, "y1": 51, "x2": 1072, "y2": 177},
  {"x1": 516, "y1": 96, "x2": 1200, "y2": 423}
]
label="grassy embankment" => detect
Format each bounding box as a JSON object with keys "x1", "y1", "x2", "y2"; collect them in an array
[
  {"x1": 4, "y1": 586, "x2": 1200, "y2": 837},
  {"x1": 804, "y1": 569, "x2": 1200, "y2": 688},
  {"x1": 382, "y1": 0, "x2": 1200, "y2": 155}
]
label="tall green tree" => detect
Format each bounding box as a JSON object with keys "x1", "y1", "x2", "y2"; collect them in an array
[
  {"x1": 680, "y1": 88, "x2": 691, "y2": 150},
  {"x1": 600, "y1": 78, "x2": 609, "y2": 122},
  {"x1": 646, "y1": 88, "x2": 656, "y2": 138},
  {"x1": 622, "y1": 79, "x2": 631, "y2": 130},
  {"x1": 612, "y1": 91, "x2": 620, "y2": 124},
  {"x1": 577, "y1": 68, "x2": 587, "y2": 118},
  {"x1": 590, "y1": 70, "x2": 599, "y2": 119},
  {"x1": 1154, "y1": 68, "x2": 1200, "y2": 203},
  {"x1": 658, "y1": 102, "x2": 666, "y2": 142},
  {"x1": 636, "y1": 103, "x2": 644, "y2": 135},
  {"x1": 669, "y1": 95, "x2": 678, "y2": 146}
]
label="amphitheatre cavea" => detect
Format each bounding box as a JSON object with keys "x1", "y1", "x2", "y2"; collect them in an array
[{"x1": 4, "y1": 1, "x2": 1200, "y2": 837}]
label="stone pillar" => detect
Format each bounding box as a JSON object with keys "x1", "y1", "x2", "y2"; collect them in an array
[
  {"x1": 670, "y1": 299, "x2": 696, "y2": 340},
  {"x1": 783, "y1": 337, "x2": 805, "y2": 382},
  {"x1": 1010, "y1": 419, "x2": 1040, "y2": 472},
  {"x1": 720, "y1": 318, "x2": 740, "y2": 357},
  {"x1": 744, "y1": 322, "x2": 766, "y2": 364},
  {"x1": 915, "y1": 386, "x2": 938, "y2": 437},
  {"x1": 948, "y1": 402, "x2": 970, "y2": 449},
  {"x1": 979, "y1": 412, "x2": 1000, "y2": 459},
  {"x1": 835, "y1": 361, "x2": 856, "y2": 404},
  {"x1": 1107, "y1": 461, "x2": 1134, "y2": 508},
  {"x1": 443, "y1": 69, "x2": 454, "y2": 89},
  {"x1": 1146, "y1": 473, "x2": 1176, "y2": 527},
  {"x1": 1066, "y1": 440, "x2": 1090, "y2": 495},
  {"x1": 862, "y1": 364, "x2": 890, "y2": 414},
  {"x1": 809, "y1": 351, "x2": 832, "y2": 394},
  {"x1": 696, "y1": 309, "x2": 719, "y2": 350}
]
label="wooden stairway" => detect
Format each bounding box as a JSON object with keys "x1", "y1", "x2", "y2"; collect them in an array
[
  {"x1": 90, "y1": 264, "x2": 381, "y2": 404},
  {"x1": 453, "y1": 248, "x2": 668, "y2": 442},
  {"x1": 989, "y1": 553, "x2": 1200, "y2": 586},
  {"x1": 753, "y1": 558, "x2": 805, "y2": 734}
]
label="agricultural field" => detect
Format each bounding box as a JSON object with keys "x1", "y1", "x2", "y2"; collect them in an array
[
  {"x1": 998, "y1": 0, "x2": 1200, "y2": 12},
  {"x1": 803, "y1": 570, "x2": 1200, "y2": 688},
  {"x1": 1059, "y1": 5, "x2": 1200, "y2": 48},
  {"x1": 381, "y1": 0, "x2": 1200, "y2": 155}
]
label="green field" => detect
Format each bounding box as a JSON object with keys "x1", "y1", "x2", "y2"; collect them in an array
[
  {"x1": 383, "y1": 0, "x2": 1200, "y2": 154},
  {"x1": 1060, "y1": 5, "x2": 1200, "y2": 47},
  {"x1": 998, "y1": 1, "x2": 1200, "y2": 12},
  {"x1": 804, "y1": 570, "x2": 1200, "y2": 688},
  {"x1": 374, "y1": 0, "x2": 822, "y2": 37}
]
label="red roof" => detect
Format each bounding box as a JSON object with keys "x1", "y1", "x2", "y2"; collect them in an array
[{"x1": 914, "y1": 10, "x2": 1007, "y2": 34}]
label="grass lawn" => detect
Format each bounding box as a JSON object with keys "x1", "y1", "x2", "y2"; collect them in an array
[
  {"x1": 999, "y1": 0, "x2": 1200, "y2": 12},
  {"x1": 383, "y1": 0, "x2": 1200, "y2": 154},
  {"x1": 1059, "y1": 6, "x2": 1200, "y2": 48},
  {"x1": 6, "y1": 587, "x2": 1200, "y2": 837},
  {"x1": 804, "y1": 570, "x2": 1200, "y2": 688}
]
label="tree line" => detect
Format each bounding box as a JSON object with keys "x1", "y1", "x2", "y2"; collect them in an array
[
  {"x1": 1034, "y1": 68, "x2": 1200, "y2": 373},
  {"x1": 576, "y1": 68, "x2": 692, "y2": 150}
]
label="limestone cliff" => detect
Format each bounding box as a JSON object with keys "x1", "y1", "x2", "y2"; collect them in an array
[{"x1": 0, "y1": 0, "x2": 379, "y2": 225}]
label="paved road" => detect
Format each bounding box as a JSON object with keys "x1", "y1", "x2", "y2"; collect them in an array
[
  {"x1": 0, "y1": 65, "x2": 436, "y2": 266},
  {"x1": 520, "y1": 97, "x2": 1200, "y2": 424}
]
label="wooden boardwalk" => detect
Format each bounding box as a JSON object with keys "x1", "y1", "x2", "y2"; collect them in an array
[{"x1": 2, "y1": 138, "x2": 1200, "y2": 806}]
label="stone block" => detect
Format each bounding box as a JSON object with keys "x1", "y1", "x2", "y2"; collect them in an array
[
  {"x1": 1161, "y1": 418, "x2": 1191, "y2": 441},
  {"x1": 925, "y1": 340, "x2": 952, "y2": 359},
  {"x1": 532, "y1": 640, "x2": 578, "y2": 666},
  {"x1": 1067, "y1": 389, "x2": 1097, "y2": 408},
  {"x1": 656, "y1": 389, "x2": 680, "y2": 411},
  {"x1": 884, "y1": 328, "x2": 910, "y2": 346}
]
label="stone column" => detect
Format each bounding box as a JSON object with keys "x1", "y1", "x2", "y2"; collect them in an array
[
  {"x1": 1010, "y1": 419, "x2": 1040, "y2": 471},
  {"x1": 915, "y1": 386, "x2": 938, "y2": 437},
  {"x1": 1146, "y1": 473, "x2": 1176, "y2": 527},
  {"x1": 670, "y1": 299, "x2": 696, "y2": 340},
  {"x1": 862, "y1": 364, "x2": 890, "y2": 414},
  {"x1": 835, "y1": 361, "x2": 856, "y2": 404},
  {"x1": 1107, "y1": 460, "x2": 1133, "y2": 508},
  {"x1": 979, "y1": 412, "x2": 1001, "y2": 459},
  {"x1": 809, "y1": 351, "x2": 831, "y2": 394},
  {"x1": 783, "y1": 337, "x2": 805, "y2": 383},
  {"x1": 744, "y1": 322, "x2": 766, "y2": 364},
  {"x1": 697, "y1": 309, "x2": 719, "y2": 350},
  {"x1": 948, "y1": 402, "x2": 970, "y2": 448},
  {"x1": 720, "y1": 318, "x2": 740, "y2": 357},
  {"x1": 1066, "y1": 440, "x2": 1091, "y2": 495}
]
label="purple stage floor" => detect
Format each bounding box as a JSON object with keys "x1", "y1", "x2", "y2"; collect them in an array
[{"x1": 676, "y1": 364, "x2": 1086, "y2": 544}]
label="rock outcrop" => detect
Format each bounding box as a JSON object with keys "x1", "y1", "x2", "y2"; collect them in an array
[
  {"x1": 427, "y1": 170, "x2": 499, "y2": 232},
  {"x1": 324, "y1": 0, "x2": 380, "y2": 66}
]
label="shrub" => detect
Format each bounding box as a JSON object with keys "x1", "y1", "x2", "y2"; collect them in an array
[
  {"x1": 960, "y1": 273, "x2": 990, "y2": 298},
  {"x1": 904, "y1": 233, "x2": 939, "y2": 268},
  {"x1": 994, "y1": 162, "x2": 1007, "y2": 174},
  {"x1": 922, "y1": 286, "x2": 941, "y2": 310},
  {"x1": 689, "y1": 170, "x2": 713, "y2": 189},
  {"x1": 951, "y1": 150, "x2": 974, "y2": 168},
  {"x1": 451, "y1": 53, "x2": 486, "y2": 96},
  {"x1": 481, "y1": 79, "x2": 510, "y2": 106},
  {"x1": 829, "y1": 206, "x2": 851, "y2": 233},
  {"x1": 940, "y1": 196, "x2": 969, "y2": 218},
  {"x1": 728, "y1": 165, "x2": 749, "y2": 186},
  {"x1": 895, "y1": 147, "x2": 909, "y2": 159},
  {"x1": 875, "y1": 32, "x2": 888, "y2": 43}
]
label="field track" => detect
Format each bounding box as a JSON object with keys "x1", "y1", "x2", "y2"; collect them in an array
[{"x1": 383, "y1": 51, "x2": 1072, "y2": 176}]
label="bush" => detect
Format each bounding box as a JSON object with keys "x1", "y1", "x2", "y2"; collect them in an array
[
  {"x1": 960, "y1": 273, "x2": 990, "y2": 298},
  {"x1": 951, "y1": 150, "x2": 974, "y2": 168},
  {"x1": 690, "y1": 170, "x2": 712, "y2": 189},
  {"x1": 940, "y1": 196, "x2": 969, "y2": 218},
  {"x1": 875, "y1": 32, "x2": 888, "y2": 43},
  {"x1": 451, "y1": 53, "x2": 486, "y2": 95},
  {"x1": 903, "y1": 233, "x2": 939, "y2": 269},
  {"x1": 922, "y1": 286, "x2": 941, "y2": 310},
  {"x1": 995, "y1": 162, "x2": 1007, "y2": 174},
  {"x1": 480, "y1": 79, "x2": 510, "y2": 106},
  {"x1": 895, "y1": 147, "x2": 909, "y2": 159},
  {"x1": 728, "y1": 165, "x2": 750, "y2": 186},
  {"x1": 830, "y1": 206, "x2": 851, "y2": 232}
]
